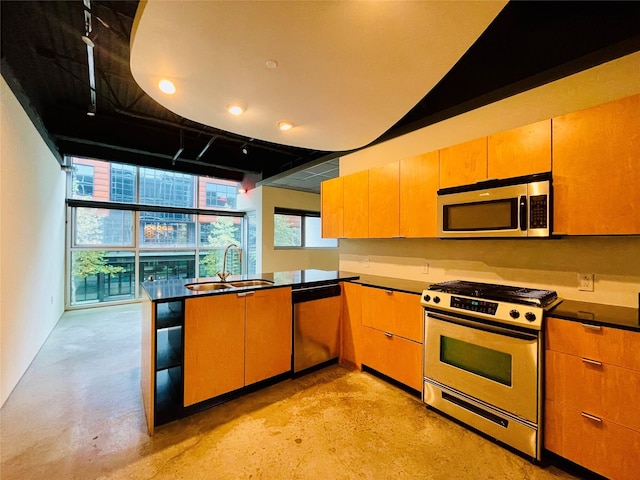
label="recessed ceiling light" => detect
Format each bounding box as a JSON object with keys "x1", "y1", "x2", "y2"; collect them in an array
[
  {"x1": 158, "y1": 79, "x2": 176, "y2": 95},
  {"x1": 227, "y1": 104, "x2": 246, "y2": 115},
  {"x1": 278, "y1": 121, "x2": 294, "y2": 131},
  {"x1": 265, "y1": 59, "x2": 278, "y2": 69}
]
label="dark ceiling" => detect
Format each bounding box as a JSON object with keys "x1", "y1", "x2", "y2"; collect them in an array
[{"x1": 2, "y1": 1, "x2": 640, "y2": 189}]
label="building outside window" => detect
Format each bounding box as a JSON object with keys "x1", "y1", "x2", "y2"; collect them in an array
[
  {"x1": 67, "y1": 157, "x2": 247, "y2": 308},
  {"x1": 274, "y1": 208, "x2": 337, "y2": 248}
]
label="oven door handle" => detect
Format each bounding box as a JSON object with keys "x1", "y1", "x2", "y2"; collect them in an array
[{"x1": 426, "y1": 311, "x2": 538, "y2": 341}]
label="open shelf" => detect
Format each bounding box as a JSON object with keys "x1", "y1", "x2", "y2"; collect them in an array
[
  {"x1": 156, "y1": 301, "x2": 183, "y2": 329},
  {"x1": 156, "y1": 326, "x2": 182, "y2": 371},
  {"x1": 155, "y1": 366, "x2": 183, "y2": 426}
]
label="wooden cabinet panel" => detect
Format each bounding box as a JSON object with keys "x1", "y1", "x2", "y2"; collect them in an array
[
  {"x1": 552, "y1": 94, "x2": 640, "y2": 234},
  {"x1": 361, "y1": 326, "x2": 422, "y2": 391},
  {"x1": 369, "y1": 161, "x2": 399, "y2": 238},
  {"x1": 487, "y1": 120, "x2": 551, "y2": 179},
  {"x1": 340, "y1": 282, "x2": 363, "y2": 369},
  {"x1": 399, "y1": 151, "x2": 439, "y2": 237},
  {"x1": 184, "y1": 294, "x2": 245, "y2": 406},
  {"x1": 545, "y1": 400, "x2": 640, "y2": 480},
  {"x1": 321, "y1": 177, "x2": 343, "y2": 238},
  {"x1": 361, "y1": 287, "x2": 423, "y2": 343},
  {"x1": 245, "y1": 288, "x2": 292, "y2": 386},
  {"x1": 343, "y1": 170, "x2": 369, "y2": 238},
  {"x1": 546, "y1": 350, "x2": 640, "y2": 432},
  {"x1": 439, "y1": 137, "x2": 487, "y2": 189},
  {"x1": 546, "y1": 317, "x2": 640, "y2": 370}
]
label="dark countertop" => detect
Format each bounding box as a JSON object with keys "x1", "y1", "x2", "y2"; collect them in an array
[
  {"x1": 547, "y1": 299, "x2": 640, "y2": 332},
  {"x1": 142, "y1": 269, "x2": 639, "y2": 332},
  {"x1": 141, "y1": 269, "x2": 360, "y2": 302}
]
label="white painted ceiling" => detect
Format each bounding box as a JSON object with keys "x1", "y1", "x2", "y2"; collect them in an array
[{"x1": 130, "y1": 0, "x2": 507, "y2": 152}]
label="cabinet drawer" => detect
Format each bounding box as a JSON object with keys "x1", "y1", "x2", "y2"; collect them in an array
[
  {"x1": 546, "y1": 350, "x2": 640, "y2": 432},
  {"x1": 546, "y1": 317, "x2": 640, "y2": 370},
  {"x1": 361, "y1": 326, "x2": 422, "y2": 391},
  {"x1": 545, "y1": 400, "x2": 640, "y2": 480},
  {"x1": 361, "y1": 287, "x2": 423, "y2": 342}
]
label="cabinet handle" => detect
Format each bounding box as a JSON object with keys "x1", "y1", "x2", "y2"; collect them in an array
[
  {"x1": 581, "y1": 358, "x2": 603, "y2": 367},
  {"x1": 384, "y1": 332, "x2": 393, "y2": 338},
  {"x1": 581, "y1": 412, "x2": 602, "y2": 423},
  {"x1": 581, "y1": 323, "x2": 602, "y2": 331},
  {"x1": 384, "y1": 290, "x2": 393, "y2": 295},
  {"x1": 236, "y1": 292, "x2": 255, "y2": 297}
]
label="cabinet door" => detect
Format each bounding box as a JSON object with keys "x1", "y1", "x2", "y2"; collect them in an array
[
  {"x1": 343, "y1": 170, "x2": 369, "y2": 238},
  {"x1": 184, "y1": 294, "x2": 245, "y2": 406},
  {"x1": 361, "y1": 287, "x2": 423, "y2": 343},
  {"x1": 245, "y1": 287, "x2": 292, "y2": 385},
  {"x1": 545, "y1": 400, "x2": 640, "y2": 480},
  {"x1": 321, "y1": 177, "x2": 343, "y2": 238},
  {"x1": 340, "y1": 282, "x2": 363, "y2": 369},
  {"x1": 487, "y1": 120, "x2": 551, "y2": 179},
  {"x1": 439, "y1": 137, "x2": 487, "y2": 189},
  {"x1": 361, "y1": 326, "x2": 423, "y2": 391},
  {"x1": 399, "y1": 151, "x2": 439, "y2": 237},
  {"x1": 368, "y1": 161, "x2": 399, "y2": 238},
  {"x1": 553, "y1": 94, "x2": 640, "y2": 234}
]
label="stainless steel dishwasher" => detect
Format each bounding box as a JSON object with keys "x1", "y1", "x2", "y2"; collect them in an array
[{"x1": 292, "y1": 283, "x2": 342, "y2": 374}]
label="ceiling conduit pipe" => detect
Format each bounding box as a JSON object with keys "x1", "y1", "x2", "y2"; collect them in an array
[{"x1": 82, "y1": 0, "x2": 97, "y2": 116}]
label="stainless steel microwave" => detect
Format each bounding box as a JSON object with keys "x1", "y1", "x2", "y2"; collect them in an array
[{"x1": 437, "y1": 173, "x2": 552, "y2": 238}]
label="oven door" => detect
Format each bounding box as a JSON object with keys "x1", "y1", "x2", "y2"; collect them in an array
[{"x1": 424, "y1": 311, "x2": 539, "y2": 422}]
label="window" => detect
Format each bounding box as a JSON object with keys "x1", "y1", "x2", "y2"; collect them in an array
[
  {"x1": 274, "y1": 208, "x2": 337, "y2": 248},
  {"x1": 205, "y1": 182, "x2": 238, "y2": 209},
  {"x1": 139, "y1": 167, "x2": 195, "y2": 208},
  {"x1": 110, "y1": 163, "x2": 136, "y2": 203},
  {"x1": 72, "y1": 164, "x2": 94, "y2": 197}
]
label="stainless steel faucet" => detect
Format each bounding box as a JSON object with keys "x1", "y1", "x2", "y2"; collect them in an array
[{"x1": 217, "y1": 243, "x2": 242, "y2": 282}]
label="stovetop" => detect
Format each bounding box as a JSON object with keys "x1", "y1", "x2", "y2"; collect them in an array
[{"x1": 428, "y1": 280, "x2": 558, "y2": 308}]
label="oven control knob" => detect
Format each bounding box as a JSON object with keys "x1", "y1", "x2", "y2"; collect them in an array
[
  {"x1": 433, "y1": 296, "x2": 441, "y2": 304},
  {"x1": 525, "y1": 312, "x2": 537, "y2": 322},
  {"x1": 509, "y1": 309, "x2": 520, "y2": 319},
  {"x1": 423, "y1": 294, "x2": 431, "y2": 303}
]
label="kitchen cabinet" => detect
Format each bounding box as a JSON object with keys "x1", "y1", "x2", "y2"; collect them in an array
[
  {"x1": 340, "y1": 282, "x2": 363, "y2": 369},
  {"x1": 321, "y1": 176, "x2": 343, "y2": 238},
  {"x1": 487, "y1": 119, "x2": 551, "y2": 179},
  {"x1": 545, "y1": 317, "x2": 640, "y2": 479},
  {"x1": 439, "y1": 137, "x2": 487, "y2": 189},
  {"x1": 360, "y1": 286, "x2": 423, "y2": 391},
  {"x1": 399, "y1": 151, "x2": 439, "y2": 237},
  {"x1": 552, "y1": 93, "x2": 640, "y2": 234},
  {"x1": 368, "y1": 161, "x2": 399, "y2": 238},
  {"x1": 343, "y1": 170, "x2": 369, "y2": 238},
  {"x1": 184, "y1": 287, "x2": 292, "y2": 407}
]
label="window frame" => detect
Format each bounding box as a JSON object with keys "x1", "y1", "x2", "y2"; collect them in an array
[{"x1": 273, "y1": 207, "x2": 337, "y2": 249}]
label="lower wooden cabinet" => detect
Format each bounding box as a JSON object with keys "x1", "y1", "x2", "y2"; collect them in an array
[
  {"x1": 545, "y1": 400, "x2": 640, "y2": 480},
  {"x1": 361, "y1": 326, "x2": 422, "y2": 391},
  {"x1": 545, "y1": 317, "x2": 640, "y2": 479},
  {"x1": 184, "y1": 287, "x2": 292, "y2": 407}
]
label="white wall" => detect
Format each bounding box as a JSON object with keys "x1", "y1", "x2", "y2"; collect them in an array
[
  {"x1": 238, "y1": 186, "x2": 339, "y2": 273},
  {"x1": 339, "y1": 52, "x2": 640, "y2": 308},
  {"x1": 1, "y1": 77, "x2": 66, "y2": 406}
]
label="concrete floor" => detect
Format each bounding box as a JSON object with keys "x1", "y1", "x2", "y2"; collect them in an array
[{"x1": 1, "y1": 304, "x2": 581, "y2": 480}]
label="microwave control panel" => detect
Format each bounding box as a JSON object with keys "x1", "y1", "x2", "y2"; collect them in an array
[{"x1": 529, "y1": 195, "x2": 548, "y2": 229}]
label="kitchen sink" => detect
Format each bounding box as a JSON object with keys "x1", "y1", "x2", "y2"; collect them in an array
[
  {"x1": 227, "y1": 280, "x2": 274, "y2": 287},
  {"x1": 185, "y1": 282, "x2": 232, "y2": 291}
]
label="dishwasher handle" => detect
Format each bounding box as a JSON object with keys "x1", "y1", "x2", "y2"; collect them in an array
[{"x1": 292, "y1": 284, "x2": 341, "y2": 304}]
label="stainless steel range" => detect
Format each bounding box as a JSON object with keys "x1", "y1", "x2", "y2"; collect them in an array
[{"x1": 421, "y1": 280, "x2": 561, "y2": 461}]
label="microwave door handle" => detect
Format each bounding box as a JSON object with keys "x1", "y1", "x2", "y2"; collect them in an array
[{"x1": 519, "y1": 195, "x2": 527, "y2": 231}]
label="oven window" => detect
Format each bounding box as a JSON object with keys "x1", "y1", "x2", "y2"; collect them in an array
[
  {"x1": 440, "y1": 336, "x2": 512, "y2": 386},
  {"x1": 444, "y1": 198, "x2": 517, "y2": 231}
]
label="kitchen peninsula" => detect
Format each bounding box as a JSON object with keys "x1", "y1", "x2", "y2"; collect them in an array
[{"x1": 140, "y1": 269, "x2": 358, "y2": 433}]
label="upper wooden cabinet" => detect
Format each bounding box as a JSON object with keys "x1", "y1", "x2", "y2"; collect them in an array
[
  {"x1": 553, "y1": 94, "x2": 640, "y2": 235},
  {"x1": 343, "y1": 170, "x2": 369, "y2": 238},
  {"x1": 369, "y1": 161, "x2": 399, "y2": 238},
  {"x1": 487, "y1": 119, "x2": 551, "y2": 179},
  {"x1": 321, "y1": 176, "x2": 343, "y2": 239},
  {"x1": 399, "y1": 151, "x2": 439, "y2": 237},
  {"x1": 439, "y1": 137, "x2": 487, "y2": 189}
]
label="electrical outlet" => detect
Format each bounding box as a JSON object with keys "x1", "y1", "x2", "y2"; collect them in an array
[
  {"x1": 364, "y1": 257, "x2": 370, "y2": 268},
  {"x1": 578, "y1": 273, "x2": 594, "y2": 292},
  {"x1": 423, "y1": 261, "x2": 429, "y2": 274}
]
